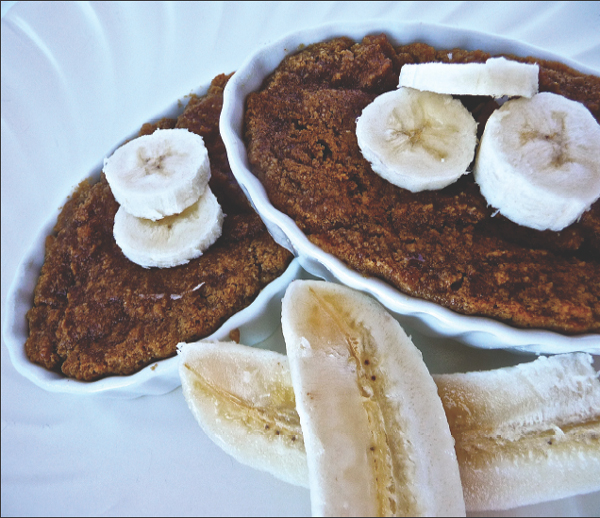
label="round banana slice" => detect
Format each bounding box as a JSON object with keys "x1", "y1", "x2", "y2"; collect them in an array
[
  {"x1": 474, "y1": 92, "x2": 600, "y2": 231},
  {"x1": 356, "y1": 87, "x2": 477, "y2": 192},
  {"x1": 113, "y1": 187, "x2": 223, "y2": 268},
  {"x1": 104, "y1": 128, "x2": 211, "y2": 221},
  {"x1": 398, "y1": 57, "x2": 539, "y2": 98}
]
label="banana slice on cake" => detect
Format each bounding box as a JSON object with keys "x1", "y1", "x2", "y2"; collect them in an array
[
  {"x1": 281, "y1": 280, "x2": 465, "y2": 517},
  {"x1": 474, "y1": 92, "x2": 600, "y2": 231},
  {"x1": 113, "y1": 187, "x2": 223, "y2": 268},
  {"x1": 355, "y1": 87, "x2": 477, "y2": 192},
  {"x1": 398, "y1": 57, "x2": 539, "y2": 98},
  {"x1": 178, "y1": 341, "x2": 308, "y2": 487},
  {"x1": 104, "y1": 128, "x2": 211, "y2": 221}
]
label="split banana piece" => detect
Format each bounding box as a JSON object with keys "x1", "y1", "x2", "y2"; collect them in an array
[
  {"x1": 474, "y1": 92, "x2": 600, "y2": 231},
  {"x1": 281, "y1": 280, "x2": 465, "y2": 517},
  {"x1": 398, "y1": 57, "x2": 539, "y2": 98},
  {"x1": 104, "y1": 128, "x2": 211, "y2": 221},
  {"x1": 435, "y1": 352, "x2": 600, "y2": 512},
  {"x1": 178, "y1": 341, "x2": 307, "y2": 487},
  {"x1": 113, "y1": 187, "x2": 223, "y2": 268},
  {"x1": 104, "y1": 128, "x2": 224, "y2": 268},
  {"x1": 355, "y1": 87, "x2": 477, "y2": 192}
]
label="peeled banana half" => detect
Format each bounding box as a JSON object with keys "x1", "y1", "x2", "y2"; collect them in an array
[
  {"x1": 436, "y1": 353, "x2": 600, "y2": 512},
  {"x1": 281, "y1": 281, "x2": 465, "y2": 517},
  {"x1": 178, "y1": 341, "x2": 307, "y2": 488}
]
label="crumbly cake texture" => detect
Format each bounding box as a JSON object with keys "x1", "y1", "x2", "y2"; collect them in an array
[
  {"x1": 245, "y1": 35, "x2": 600, "y2": 334},
  {"x1": 25, "y1": 74, "x2": 292, "y2": 381}
]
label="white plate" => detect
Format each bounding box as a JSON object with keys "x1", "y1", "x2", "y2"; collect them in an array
[
  {"x1": 2, "y1": 3, "x2": 599, "y2": 517},
  {"x1": 221, "y1": 20, "x2": 600, "y2": 354}
]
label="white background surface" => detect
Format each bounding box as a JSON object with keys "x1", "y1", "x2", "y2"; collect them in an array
[{"x1": 2, "y1": 2, "x2": 599, "y2": 516}]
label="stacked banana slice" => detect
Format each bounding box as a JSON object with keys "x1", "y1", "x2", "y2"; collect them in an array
[
  {"x1": 104, "y1": 128, "x2": 223, "y2": 268},
  {"x1": 357, "y1": 57, "x2": 600, "y2": 231},
  {"x1": 178, "y1": 281, "x2": 600, "y2": 515}
]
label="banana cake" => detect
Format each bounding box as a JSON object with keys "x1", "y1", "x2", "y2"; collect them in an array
[
  {"x1": 25, "y1": 74, "x2": 293, "y2": 381},
  {"x1": 244, "y1": 35, "x2": 600, "y2": 334}
]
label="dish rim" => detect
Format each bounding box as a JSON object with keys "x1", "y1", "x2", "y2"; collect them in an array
[
  {"x1": 4, "y1": 247, "x2": 301, "y2": 398},
  {"x1": 219, "y1": 19, "x2": 600, "y2": 354}
]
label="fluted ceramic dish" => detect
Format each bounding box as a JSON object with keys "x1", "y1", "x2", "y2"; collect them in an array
[
  {"x1": 220, "y1": 20, "x2": 600, "y2": 355},
  {"x1": 2, "y1": 79, "x2": 306, "y2": 398}
]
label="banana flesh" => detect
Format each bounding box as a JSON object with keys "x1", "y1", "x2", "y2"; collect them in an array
[
  {"x1": 436, "y1": 353, "x2": 600, "y2": 511},
  {"x1": 179, "y1": 334, "x2": 600, "y2": 513},
  {"x1": 398, "y1": 57, "x2": 539, "y2": 98},
  {"x1": 178, "y1": 341, "x2": 308, "y2": 488},
  {"x1": 281, "y1": 280, "x2": 465, "y2": 517},
  {"x1": 104, "y1": 128, "x2": 211, "y2": 221},
  {"x1": 361, "y1": 58, "x2": 599, "y2": 231},
  {"x1": 474, "y1": 92, "x2": 600, "y2": 231},
  {"x1": 355, "y1": 87, "x2": 477, "y2": 192},
  {"x1": 105, "y1": 128, "x2": 224, "y2": 268},
  {"x1": 113, "y1": 187, "x2": 223, "y2": 268}
]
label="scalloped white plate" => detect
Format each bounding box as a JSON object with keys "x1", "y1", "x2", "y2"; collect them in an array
[
  {"x1": 2, "y1": 4, "x2": 599, "y2": 517},
  {"x1": 221, "y1": 20, "x2": 600, "y2": 355}
]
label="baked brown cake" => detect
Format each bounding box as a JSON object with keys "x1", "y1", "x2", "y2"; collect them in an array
[
  {"x1": 25, "y1": 74, "x2": 293, "y2": 381},
  {"x1": 244, "y1": 35, "x2": 600, "y2": 335}
]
